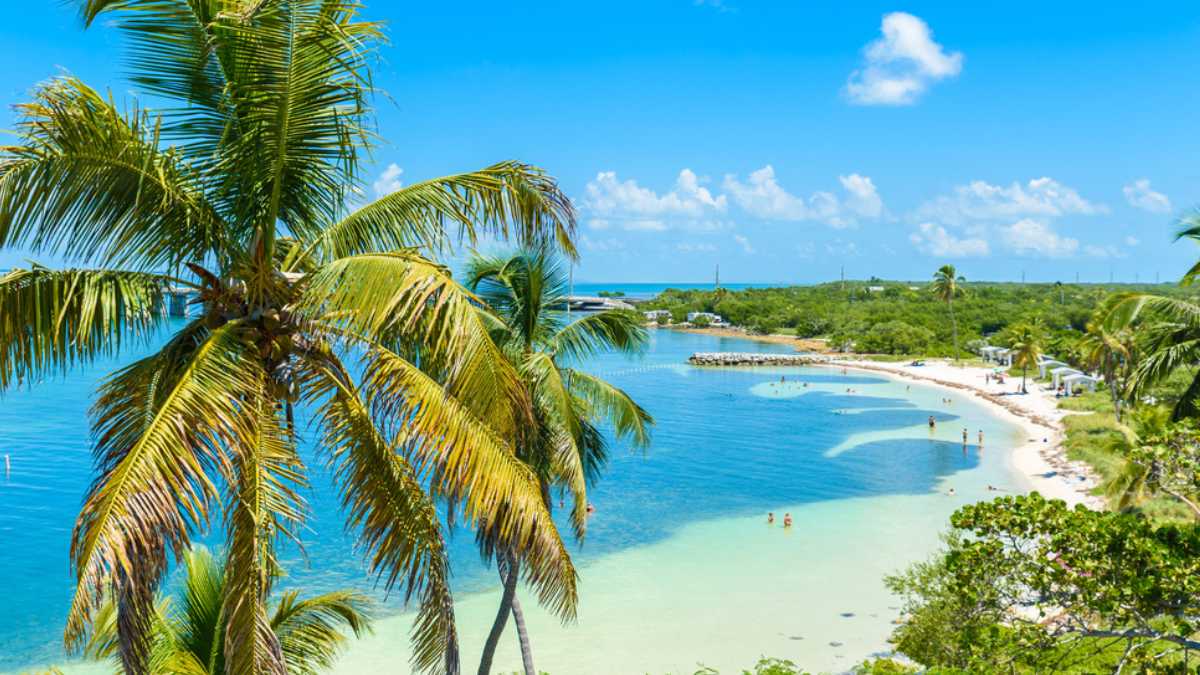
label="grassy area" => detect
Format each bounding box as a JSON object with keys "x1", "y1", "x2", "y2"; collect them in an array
[{"x1": 1057, "y1": 389, "x2": 1194, "y2": 522}]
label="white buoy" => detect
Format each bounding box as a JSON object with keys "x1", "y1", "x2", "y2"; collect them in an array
[{"x1": 4, "y1": 454, "x2": 9, "y2": 476}]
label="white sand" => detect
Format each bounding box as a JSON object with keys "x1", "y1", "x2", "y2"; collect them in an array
[{"x1": 825, "y1": 358, "x2": 1105, "y2": 509}]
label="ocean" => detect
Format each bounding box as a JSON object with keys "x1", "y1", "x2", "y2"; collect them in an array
[{"x1": 0, "y1": 323, "x2": 1024, "y2": 674}]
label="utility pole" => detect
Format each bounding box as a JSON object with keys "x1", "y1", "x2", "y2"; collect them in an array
[
  {"x1": 1021, "y1": 269, "x2": 1025, "y2": 284},
  {"x1": 1075, "y1": 271, "x2": 1079, "y2": 284},
  {"x1": 840, "y1": 265, "x2": 845, "y2": 291},
  {"x1": 715, "y1": 264, "x2": 720, "y2": 291}
]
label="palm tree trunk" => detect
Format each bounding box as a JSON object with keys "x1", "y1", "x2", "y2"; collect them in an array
[
  {"x1": 510, "y1": 593, "x2": 536, "y2": 675},
  {"x1": 1022, "y1": 365, "x2": 1027, "y2": 394},
  {"x1": 949, "y1": 300, "x2": 959, "y2": 361},
  {"x1": 478, "y1": 550, "x2": 520, "y2": 675}
]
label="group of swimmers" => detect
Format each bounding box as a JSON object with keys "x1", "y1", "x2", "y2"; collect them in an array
[{"x1": 767, "y1": 512, "x2": 793, "y2": 528}]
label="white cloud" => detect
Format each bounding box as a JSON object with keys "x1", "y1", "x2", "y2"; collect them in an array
[
  {"x1": 372, "y1": 163, "x2": 404, "y2": 197},
  {"x1": 580, "y1": 234, "x2": 626, "y2": 252},
  {"x1": 584, "y1": 169, "x2": 727, "y2": 231},
  {"x1": 845, "y1": 12, "x2": 963, "y2": 106},
  {"x1": 1000, "y1": 219, "x2": 1079, "y2": 258},
  {"x1": 909, "y1": 222, "x2": 990, "y2": 257},
  {"x1": 839, "y1": 173, "x2": 884, "y2": 218},
  {"x1": 722, "y1": 166, "x2": 884, "y2": 227},
  {"x1": 825, "y1": 239, "x2": 860, "y2": 257},
  {"x1": 1084, "y1": 244, "x2": 1125, "y2": 259},
  {"x1": 916, "y1": 177, "x2": 1106, "y2": 225},
  {"x1": 1123, "y1": 179, "x2": 1172, "y2": 214},
  {"x1": 676, "y1": 242, "x2": 718, "y2": 253},
  {"x1": 1125, "y1": 235, "x2": 1141, "y2": 247},
  {"x1": 733, "y1": 234, "x2": 755, "y2": 254}
]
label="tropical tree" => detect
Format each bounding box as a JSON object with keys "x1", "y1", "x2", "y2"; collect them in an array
[
  {"x1": 888, "y1": 494, "x2": 1200, "y2": 672},
  {"x1": 930, "y1": 265, "x2": 966, "y2": 361},
  {"x1": 1008, "y1": 321, "x2": 1044, "y2": 394},
  {"x1": 0, "y1": 3, "x2": 580, "y2": 674},
  {"x1": 1077, "y1": 312, "x2": 1134, "y2": 420},
  {"x1": 1106, "y1": 407, "x2": 1200, "y2": 519},
  {"x1": 83, "y1": 546, "x2": 371, "y2": 674},
  {"x1": 1105, "y1": 291, "x2": 1200, "y2": 420},
  {"x1": 465, "y1": 249, "x2": 652, "y2": 675}
]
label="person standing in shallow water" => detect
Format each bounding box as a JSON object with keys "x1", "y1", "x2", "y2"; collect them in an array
[
  {"x1": 783, "y1": 513, "x2": 793, "y2": 528},
  {"x1": 767, "y1": 512, "x2": 775, "y2": 524},
  {"x1": 928, "y1": 415, "x2": 936, "y2": 430}
]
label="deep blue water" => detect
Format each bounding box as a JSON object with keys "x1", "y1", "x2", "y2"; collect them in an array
[{"x1": 0, "y1": 325, "x2": 1001, "y2": 671}]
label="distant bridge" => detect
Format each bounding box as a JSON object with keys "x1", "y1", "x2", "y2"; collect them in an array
[{"x1": 563, "y1": 295, "x2": 636, "y2": 311}]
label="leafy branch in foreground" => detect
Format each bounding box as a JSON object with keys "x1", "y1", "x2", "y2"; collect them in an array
[{"x1": 888, "y1": 494, "x2": 1200, "y2": 673}]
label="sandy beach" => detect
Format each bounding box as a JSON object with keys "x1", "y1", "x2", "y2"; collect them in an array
[{"x1": 824, "y1": 358, "x2": 1105, "y2": 509}]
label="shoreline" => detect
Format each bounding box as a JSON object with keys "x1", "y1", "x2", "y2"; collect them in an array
[
  {"x1": 821, "y1": 358, "x2": 1104, "y2": 509},
  {"x1": 659, "y1": 325, "x2": 828, "y2": 352}
]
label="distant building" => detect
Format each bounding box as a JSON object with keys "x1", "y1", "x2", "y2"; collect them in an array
[
  {"x1": 644, "y1": 309, "x2": 671, "y2": 321},
  {"x1": 867, "y1": 285, "x2": 885, "y2": 293},
  {"x1": 686, "y1": 311, "x2": 727, "y2": 326}
]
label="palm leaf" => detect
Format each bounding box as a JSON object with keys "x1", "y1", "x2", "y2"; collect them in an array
[
  {"x1": 301, "y1": 353, "x2": 459, "y2": 674},
  {"x1": 315, "y1": 162, "x2": 578, "y2": 260},
  {"x1": 0, "y1": 265, "x2": 172, "y2": 389},
  {"x1": 563, "y1": 368, "x2": 653, "y2": 449},
  {"x1": 271, "y1": 589, "x2": 372, "y2": 675},
  {"x1": 68, "y1": 321, "x2": 262, "y2": 672},
  {"x1": 0, "y1": 77, "x2": 226, "y2": 269},
  {"x1": 222, "y1": 386, "x2": 306, "y2": 675},
  {"x1": 296, "y1": 250, "x2": 531, "y2": 439},
  {"x1": 549, "y1": 310, "x2": 648, "y2": 362},
  {"x1": 359, "y1": 344, "x2": 579, "y2": 621}
]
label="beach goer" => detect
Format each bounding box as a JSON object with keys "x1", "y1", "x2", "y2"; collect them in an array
[
  {"x1": 948, "y1": 488, "x2": 956, "y2": 497},
  {"x1": 978, "y1": 430, "x2": 984, "y2": 446},
  {"x1": 586, "y1": 502, "x2": 596, "y2": 515},
  {"x1": 767, "y1": 512, "x2": 775, "y2": 524},
  {"x1": 928, "y1": 415, "x2": 936, "y2": 429},
  {"x1": 783, "y1": 513, "x2": 793, "y2": 528},
  {"x1": 962, "y1": 428, "x2": 968, "y2": 445}
]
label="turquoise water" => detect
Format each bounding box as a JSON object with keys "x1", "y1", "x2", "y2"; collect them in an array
[{"x1": 0, "y1": 325, "x2": 1022, "y2": 673}]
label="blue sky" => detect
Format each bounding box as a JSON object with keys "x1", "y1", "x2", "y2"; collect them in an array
[{"x1": 3, "y1": 1, "x2": 1200, "y2": 283}]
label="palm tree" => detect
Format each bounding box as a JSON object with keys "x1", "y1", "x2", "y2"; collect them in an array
[
  {"x1": 1009, "y1": 321, "x2": 1045, "y2": 394},
  {"x1": 1104, "y1": 291, "x2": 1200, "y2": 420},
  {"x1": 1105, "y1": 407, "x2": 1200, "y2": 519},
  {"x1": 465, "y1": 250, "x2": 652, "y2": 675},
  {"x1": 931, "y1": 265, "x2": 967, "y2": 361},
  {"x1": 1077, "y1": 311, "x2": 1134, "y2": 421},
  {"x1": 0, "y1": 3, "x2": 579, "y2": 674},
  {"x1": 83, "y1": 546, "x2": 370, "y2": 674}
]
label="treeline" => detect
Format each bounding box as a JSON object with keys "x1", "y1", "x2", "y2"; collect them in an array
[{"x1": 642, "y1": 280, "x2": 1198, "y2": 357}]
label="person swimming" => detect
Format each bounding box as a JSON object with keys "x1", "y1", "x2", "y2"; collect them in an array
[
  {"x1": 767, "y1": 512, "x2": 775, "y2": 524},
  {"x1": 586, "y1": 502, "x2": 596, "y2": 514},
  {"x1": 948, "y1": 488, "x2": 957, "y2": 496},
  {"x1": 928, "y1": 415, "x2": 936, "y2": 429},
  {"x1": 783, "y1": 513, "x2": 793, "y2": 528}
]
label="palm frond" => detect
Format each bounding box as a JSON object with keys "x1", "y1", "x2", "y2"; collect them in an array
[
  {"x1": 0, "y1": 265, "x2": 171, "y2": 390},
  {"x1": 301, "y1": 353, "x2": 458, "y2": 674},
  {"x1": 222, "y1": 387, "x2": 305, "y2": 675},
  {"x1": 67, "y1": 321, "x2": 261, "y2": 672},
  {"x1": 0, "y1": 77, "x2": 226, "y2": 269},
  {"x1": 271, "y1": 590, "x2": 371, "y2": 675},
  {"x1": 315, "y1": 162, "x2": 578, "y2": 260},
  {"x1": 563, "y1": 368, "x2": 654, "y2": 449},
  {"x1": 550, "y1": 310, "x2": 649, "y2": 362},
  {"x1": 297, "y1": 250, "x2": 530, "y2": 439},
  {"x1": 360, "y1": 344, "x2": 579, "y2": 621}
]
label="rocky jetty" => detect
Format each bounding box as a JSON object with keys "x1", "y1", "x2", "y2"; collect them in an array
[{"x1": 688, "y1": 352, "x2": 827, "y2": 366}]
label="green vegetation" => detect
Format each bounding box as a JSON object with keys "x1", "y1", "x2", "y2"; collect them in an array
[
  {"x1": 82, "y1": 546, "x2": 370, "y2": 675},
  {"x1": 886, "y1": 495, "x2": 1200, "y2": 673},
  {"x1": 597, "y1": 290, "x2": 626, "y2": 297},
  {"x1": 643, "y1": 280, "x2": 1196, "y2": 356}
]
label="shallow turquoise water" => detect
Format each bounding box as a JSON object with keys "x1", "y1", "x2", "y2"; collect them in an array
[{"x1": 0, "y1": 325, "x2": 1022, "y2": 673}]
